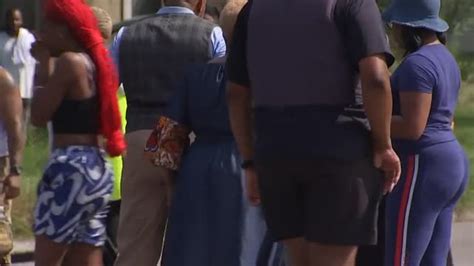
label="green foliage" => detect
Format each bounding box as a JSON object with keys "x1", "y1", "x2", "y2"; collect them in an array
[
  {"x1": 455, "y1": 53, "x2": 474, "y2": 81},
  {"x1": 378, "y1": 0, "x2": 474, "y2": 29},
  {"x1": 378, "y1": 0, "x2": 390, "y2": 9},
  {"x1": 454, "y1": 83, "x2": 474, "y2": 216},
  {"x1": 12, "y1": 127, "x2": 49, "y2": 239},
  {"x1": 441, "y1": 0, "x2": 474, "y2": 32}
]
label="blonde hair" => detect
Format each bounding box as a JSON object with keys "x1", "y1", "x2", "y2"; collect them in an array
[
  {"x1": 219, "y1": 0, "x2": 247, "y2": 43},
  {"x1": 91, "y1": 6, "x2": 113, "y2": 41}
]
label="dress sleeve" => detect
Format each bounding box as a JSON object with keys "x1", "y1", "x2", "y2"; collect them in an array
[
  {"x1": 210, "y1": 26, "x2": 227, "y2": 58},
  {"x1": 165, "y1": 69, "x2": 191, "y2": 126},
  {"x1": 110, "y1": 27, "x2": 125, "y2": 79}
]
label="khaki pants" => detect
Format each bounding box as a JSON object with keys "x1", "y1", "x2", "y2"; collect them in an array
[
  {"x1": 115, "y1": 130, "x2": 169, "y2": 266},
  {"x1": 0, "y1": 157, "x2": 12, "y2": 266}
]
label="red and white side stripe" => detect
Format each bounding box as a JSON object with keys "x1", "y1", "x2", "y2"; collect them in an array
[{"x1": 394, "y1": 155, "x2": 420, "y2": 266}]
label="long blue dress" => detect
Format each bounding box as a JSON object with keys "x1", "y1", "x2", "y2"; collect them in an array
[{"x1": 161, "y1": 63, "x2": 285, "y2": 266}]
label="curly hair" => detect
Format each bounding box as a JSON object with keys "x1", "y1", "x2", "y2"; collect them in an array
[
  {"x1": 45, "y1": 0, "x2": 126, "y2": 156},
  {"x1": 91, "y1": 6, "x2": 113, "y2": 41}
]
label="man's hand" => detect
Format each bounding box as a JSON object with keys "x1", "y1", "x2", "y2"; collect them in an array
[
  {"x1": 4, "y1": 174, "x2": 21, "y2": 199},
  {"x1": 0, "y1": 70, "x2": 24, "y2": 185},
  {"x1": 373, "y1": 148, "x2": 401, "y2": 194},
  {"x1": 245, "y1": 168, "x2": 261, "y2": 206},
  {"x1": 359, "y1": 55, "x2": 400, "y2": 194}
]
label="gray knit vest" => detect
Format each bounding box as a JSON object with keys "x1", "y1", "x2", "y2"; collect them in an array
[
  {"x1": 119, "y1": 13, "x2": 215, "y2": 132},
  {"x1": 247, "y1": 0, "x2": 356, "y2": 107}
]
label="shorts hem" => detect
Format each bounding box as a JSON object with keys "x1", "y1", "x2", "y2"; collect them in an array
[
  {"x1": 305, "y1": 233, "x2": 377, "y2": 246},
  {"x1": 75, "y1": 239, "x2": 105, "y2": 247},
  {"x1": 269, "y1": 231, "x2": 377, "y2": 246},
  {"x1": 34, "y1": 233, "x2": 72, "y2": 246},
  {"x1": 34, "y1": 233, "x2": 105, "y2": 247},
  {"x1": 271, "y1": 233, "x2": 304, "y2": 242}
]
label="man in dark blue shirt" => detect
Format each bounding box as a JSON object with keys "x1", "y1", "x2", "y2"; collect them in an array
[{"x1": 227, "y1": 0, "x2": 401, "y2": 265}]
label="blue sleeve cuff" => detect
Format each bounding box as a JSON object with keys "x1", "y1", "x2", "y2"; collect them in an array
[
  {"x1": 110, "y1": 27, "x2": 126, "y2": 72},
  {"x1": 211, "y1": 26, "x2": 227, "y2": 58}
]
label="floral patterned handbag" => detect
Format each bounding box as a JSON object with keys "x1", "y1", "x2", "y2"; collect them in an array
[{"x1": 144, "y1": 116, "x2": 190, "y2": 171}]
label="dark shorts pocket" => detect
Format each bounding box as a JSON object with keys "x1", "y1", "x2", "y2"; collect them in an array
[{"x1": 256, "y1": 157, "x2": 383, "y2": 245}]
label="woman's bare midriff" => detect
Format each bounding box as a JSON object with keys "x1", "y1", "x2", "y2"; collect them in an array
[{"x1": 53, "y1": 134, "x2": 99, "y2": 149}]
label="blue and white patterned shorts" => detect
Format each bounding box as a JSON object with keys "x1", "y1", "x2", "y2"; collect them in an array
[{"x1": 34, "y1": 146, "x2": 113, "y2": 246}]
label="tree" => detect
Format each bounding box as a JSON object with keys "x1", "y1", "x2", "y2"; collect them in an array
[{"x1": 378, "y1": 0, "x2": 474, "y2": 33}]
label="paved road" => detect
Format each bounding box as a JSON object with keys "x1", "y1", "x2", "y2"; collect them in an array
[
  {"x1": 451, "y1": 222, "x2": 474, "y2": 266},
  {"x1": 12, "y1": 223, "x2": 474, "y2": 265}
]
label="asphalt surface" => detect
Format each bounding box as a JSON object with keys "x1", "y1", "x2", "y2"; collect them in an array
[
  {"x1": 11, "y1": 222, "x2": 474, "y2": 265},
  {"x1": 451, "y1": 222, "x2": 474, "y2": 266}
]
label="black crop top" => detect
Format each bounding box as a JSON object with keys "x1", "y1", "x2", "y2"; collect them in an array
[
  {"x1": 52, "y1": 97, "x2": 99, "y2": 134},
  {"x1": 51, "y1": 53, "x2": 100, "y2": 134}
]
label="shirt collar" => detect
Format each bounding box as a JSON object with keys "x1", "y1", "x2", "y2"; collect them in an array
[{"x1": 157, "y1": 6, "x2": 195, "y2": 15}]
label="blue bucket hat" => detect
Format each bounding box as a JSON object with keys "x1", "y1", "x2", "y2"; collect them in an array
[{"x1": 382, "y1": 0, "x2": 449, "y2": 33}]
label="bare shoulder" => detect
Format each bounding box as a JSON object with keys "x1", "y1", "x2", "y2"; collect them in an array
[
  {"x1": 58, "y1": 52, "x2": 84, "y2": 63},
  {"x1": 0, "y1": 68, "x2": 16, "y2": 92},
  {"x1": 0, "y1": 68, "x2": 20, "y2": 109},
  {"x1": 55, "y1": 52, "x2": 88, "y2": 78}
]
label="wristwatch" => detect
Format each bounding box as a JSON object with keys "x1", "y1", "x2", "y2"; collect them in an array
[
  {"x1": 9, "y1": 165, "x2": 22, "y2": 176},
  {"x1": 241, "y1": 160, "x2": 255, "y2": 170}
]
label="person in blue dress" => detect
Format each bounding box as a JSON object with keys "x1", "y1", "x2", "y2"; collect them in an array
[
  {"x1": 382, "y1": 0, "x2": 468, "y2": 265},
  {"x1": 144, "y1": 1, "x2": 285, "y2": 266}
]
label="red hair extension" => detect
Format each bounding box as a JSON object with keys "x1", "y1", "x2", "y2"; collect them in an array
[{"x1": 45, "y1": 0, "x2": 126, "y2": 156}]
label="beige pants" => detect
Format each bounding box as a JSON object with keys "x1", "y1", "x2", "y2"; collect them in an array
[
  {"x1": 0, "y1": 157, "x2": 12, "y2": 266},
  {"x1": 115, "y1": 130, "x2": 169, "y2": 266}
]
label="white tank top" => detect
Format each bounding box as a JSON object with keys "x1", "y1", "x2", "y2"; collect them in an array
[{"x1": 0, "y1": 121, "x2": 8, "y2": 157}]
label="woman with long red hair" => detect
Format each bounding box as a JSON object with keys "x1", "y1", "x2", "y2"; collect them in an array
[{"x1": 30, "y1": 0, "x2": 125, "y2": 265}]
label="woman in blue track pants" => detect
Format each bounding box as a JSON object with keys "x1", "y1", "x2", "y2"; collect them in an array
[{"x1": 382, "y1": 0, "x2": 469, "y2": 265}]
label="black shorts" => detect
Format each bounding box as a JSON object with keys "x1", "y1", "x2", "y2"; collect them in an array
[{"x1": 256, "y1": 157, "x2": 383, "y2": 245}]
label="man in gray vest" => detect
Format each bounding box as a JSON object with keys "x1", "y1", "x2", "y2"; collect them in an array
[
  {"x1": 110, "y1": 1, "x2": 226, "y2": 265},
  {"x1": 227, "y1": 1, "x2": 401, "y2": 266}
]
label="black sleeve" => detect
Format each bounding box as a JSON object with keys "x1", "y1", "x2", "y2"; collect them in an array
[
  {"x1": 226, "y1": 2, "x2": 252, "y2": 87},
  {"x1": 335, "y1": 0, "x2": 395, "y2": 68}
]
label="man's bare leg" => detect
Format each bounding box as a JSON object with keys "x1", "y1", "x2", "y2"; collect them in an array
[
  {"x1": 282, "y1": 238, "x2": 310, "y2": 266},
  {"x1": 309, "y1": 242, "x2": 357, "y2": 266}
]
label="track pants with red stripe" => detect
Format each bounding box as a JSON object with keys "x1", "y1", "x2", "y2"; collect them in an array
[{"x1": 385, "y1": 140, "x2": 468, "y2": 266}]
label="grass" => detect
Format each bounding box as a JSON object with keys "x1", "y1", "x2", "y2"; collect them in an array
[
  {"x1": 12, "y1": 127, "x2": 49, "y2": 239},
  {"x1": 454, "y1": 83, "x2": 474, "y2": 218},
  {"x1": 10, "y1": 83, "x2": 474, "y2": 238}
]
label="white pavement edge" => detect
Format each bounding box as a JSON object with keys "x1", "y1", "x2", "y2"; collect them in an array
[{"x1": 12, "y1": 240, "x2": 34, "y2": 254}]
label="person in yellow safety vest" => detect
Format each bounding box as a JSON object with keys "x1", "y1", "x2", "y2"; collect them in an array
[
  {"x1": 109, "y1": 86, "x2": 126, "y2": 200},
  {"x1": 93, "y1": 7, "x2": 125, "y2": 264}
]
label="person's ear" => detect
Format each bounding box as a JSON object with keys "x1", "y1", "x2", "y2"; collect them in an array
[{"x1": 195, "y1": 0, "x2": 207, "y2": 17}]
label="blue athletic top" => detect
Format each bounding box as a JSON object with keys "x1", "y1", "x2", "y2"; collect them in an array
[{"x1": 391, "y1": 44, "x2": 461, "y2": 152}]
